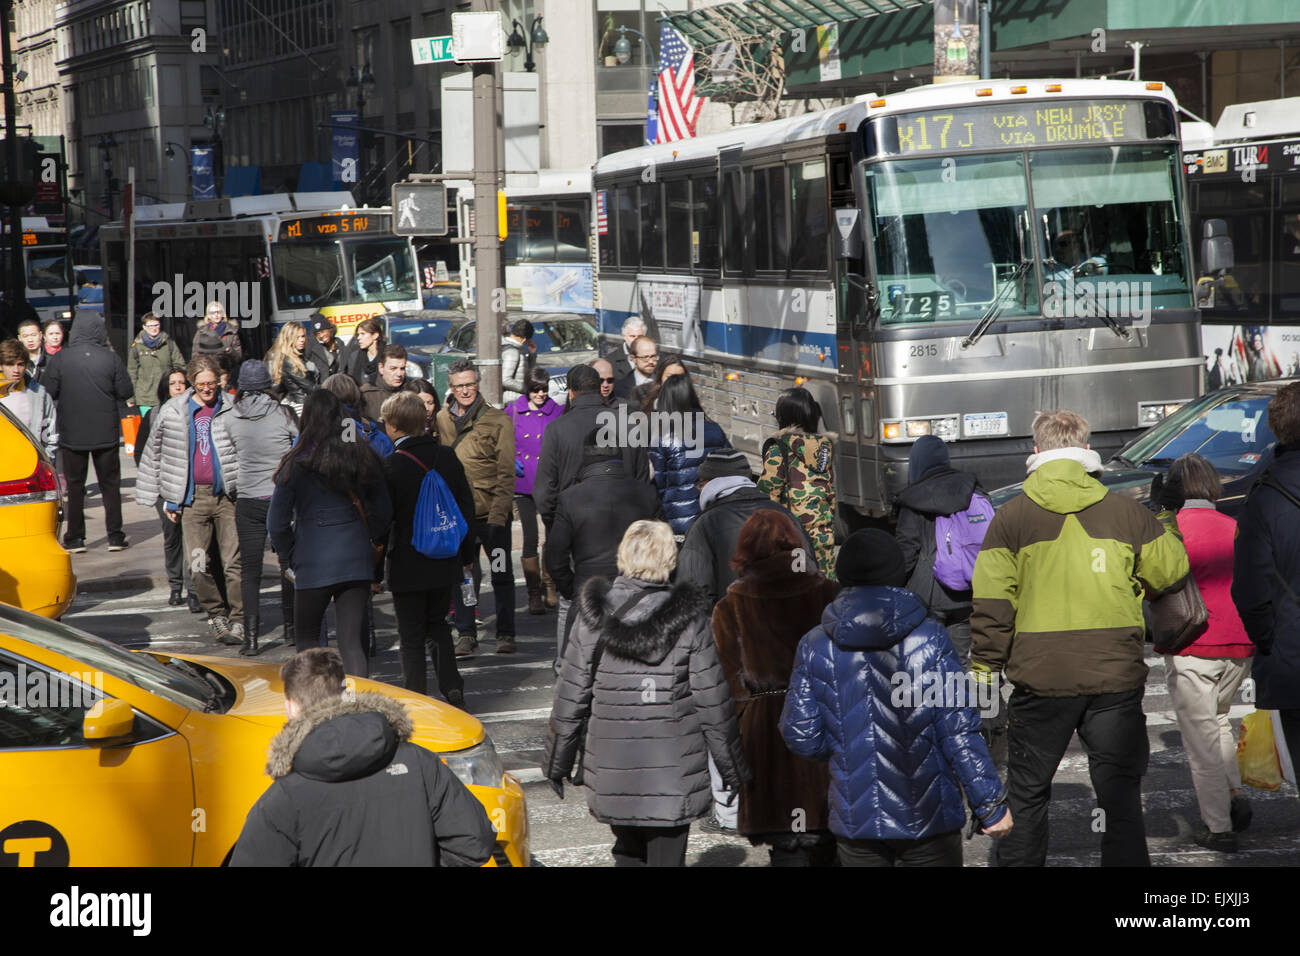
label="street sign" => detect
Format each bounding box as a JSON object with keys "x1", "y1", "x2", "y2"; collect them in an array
[
  {"x1": 451, "y1": 11, "x2": 504, "y2": 62},
  {"x1": 412, "y1": 35, "x2": 455, "y2": 65},
  {"x1": 390, "y1": 182, "x2": 448, "y2": 237}
]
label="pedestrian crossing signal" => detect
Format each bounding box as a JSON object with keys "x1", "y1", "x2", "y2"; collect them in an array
[{"x1": 390, "y1": 182, "x2": 448, "y2": 237}]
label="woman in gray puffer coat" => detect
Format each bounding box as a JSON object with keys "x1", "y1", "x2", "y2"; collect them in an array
[
  {"x1": 214, "y1": 360, "x2": 298, "y2": 657},
  {"x1": 542, "y1": 519, "x2": 751, "y2": 867}
]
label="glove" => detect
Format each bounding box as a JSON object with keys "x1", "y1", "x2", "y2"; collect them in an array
[
  {"x1": 723, "y1": 788, "x2": 739, "y2": 808},
  {"x1": 548, "y1": 778, "x2": 565, "y2": 800}
]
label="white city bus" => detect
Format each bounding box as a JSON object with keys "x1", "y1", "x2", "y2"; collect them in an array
[
  {"x1": 594, "y1": 78, "x2": 1204, "y2": 517},
  {"x1": 99, "y1": 193, "x2": 422, "y2": 356},
  {"x1": 0, "y1": 217, "x2": 74, "y2": 326}
]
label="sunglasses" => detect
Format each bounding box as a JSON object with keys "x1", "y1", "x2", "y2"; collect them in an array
[
  {"x1": 529, "y1": 386, "x2": 549, "y2": 394},
  {"x1": 599, "y1": 377, "x2": 615, "y2": 384}
]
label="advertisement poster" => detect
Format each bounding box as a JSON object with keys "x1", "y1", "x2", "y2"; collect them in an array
[
  {"x1": 638, "y1": 274, "x2": 702, "y2": 354},
  {"x1": 934, "y1": 0, "x2": 979, "y2": 80},
  {"x1": 1201, "y1": 324, "x2": 1300, "y2": 389},
  {"x1": 817, "y1": 24, "x2": 841, "y2": 83},
  {"x1": 190, "y1": 147, "x2": 215, "y2": 201},
  {"x1": 331, "y1": 110, "x2": 360, "y2": 185},
  {"x1": 513, "y1": 264, "x2": 594, "y2": 314}
]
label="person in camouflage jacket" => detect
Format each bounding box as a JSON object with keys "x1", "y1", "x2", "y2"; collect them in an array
[{"x1": 757, "y1": 388, "x2": 836, "y2": 576}]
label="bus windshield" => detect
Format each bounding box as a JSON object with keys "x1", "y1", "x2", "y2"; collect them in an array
[
  {"x1": 272, "y1": 241, "x2": 347, "y2": 308},
  {"x1": 867, "y1": 144, "x2": 1191, "y2": 326},
  {"x1": 28, "y1": 249, "x2": 70, "y2": 290},
  {"x1": 347, "y1": 238, "x2": 418, "y2": 301},
  {"x1": 272, "y1": 238, "x2": 418, "y2": 308}
]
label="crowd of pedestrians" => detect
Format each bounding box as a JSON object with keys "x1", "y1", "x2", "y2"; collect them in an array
[{"x1": 28, "y1": 300, "x2": 1300, "y2": 870}]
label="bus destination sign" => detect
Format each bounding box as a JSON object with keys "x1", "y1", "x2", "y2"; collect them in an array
[
  {"x1": 278, "y1": 213, "x2": 390, "y2": 241},
  {"x1": 870, "y1": 99, "x2": 1170, "y2": 156}
]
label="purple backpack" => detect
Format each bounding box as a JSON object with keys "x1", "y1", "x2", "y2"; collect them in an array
[{"x1": 932, "y1": 493, "x2": 994, "y2": 591}]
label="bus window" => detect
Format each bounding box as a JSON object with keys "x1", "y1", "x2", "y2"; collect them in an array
[
  {"x1": 504, "y1": 205, "x2": 524, "y2": 264},
  {"x1": 1277, "y1": 207, "x2": 1300, "y2": 316},
  {"x1": 753, "y1": 168, "x2": 773, "y2": 271},
  {"x1": 556, "y1": 202, "x2": 589, "y2": 262},
  {"x1": 723, "y1": 170, "x2": 743, "y2": 274},
  {"x1": 790, "y1": 160, "x2": 828, "y2": 272},
  {"x1": 665, "y1": 180, "x2": 691, "y2": 270},
  {"x1": 695, "y1": 177, "x2": 720, "y2": 272},
  {"x1": 28, "y1": 250, "x2": 69, "y2": 290},
  {"x1": 640, "y1": 183, "x2": 663, "y2": 269},
  {"x1": 348, "y1": 238, "x2": 418, "y2": 301},
  {"x1": 868, "y1": 153, "x2": 1034, "y2": 325},
  {"x1": 771, "y1": 166, "x2": 789, "y2": 271},
  {"x1": 525, "y1": 203, "x2": 554, "y2": 260},
  {"x1": 273, "y1": 242, "x2": 346, "y2": 308},
  {"x1": 617, "y1": 185, "x2": 638, "y2": 269}
]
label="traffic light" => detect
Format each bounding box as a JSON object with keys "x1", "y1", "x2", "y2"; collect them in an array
[{"x1": 389, "y1": 181, "x2": 448, "y2": 236}]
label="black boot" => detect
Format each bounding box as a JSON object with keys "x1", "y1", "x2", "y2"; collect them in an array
[
  {"x1": 281, "y1": 572, "x2": 295, "y2": 644},
  {"x1": 239, "y1": 615, "x2": 260, "y2": 657}
]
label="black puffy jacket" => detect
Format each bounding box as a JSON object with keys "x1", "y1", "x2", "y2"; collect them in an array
[
  {"x1": 542, "y1": 576, "x2": 751, "y2": 826},
  {"x1": 533, "y1": 392, "x2": 650, "y2": 525},
  {"x1": 543, "y1": 459, "x2": 662, "y2": 601},
  {"x1": 895, "y1": 466, "x2": 983, "y2": 622},
  {"x1": 677, "y1": 483, "x2": 813, "y2": 606},
  {"x1": 230, "y1": 692, "x2": 496, "y2": 867},
  {"x1": 41, "y1": 314, "x2": 134, "y2": 451}
]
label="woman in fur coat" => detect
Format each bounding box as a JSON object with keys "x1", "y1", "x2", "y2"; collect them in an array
[{"x1": 711, "y1": 509, "x2": 839, "y2": 865}]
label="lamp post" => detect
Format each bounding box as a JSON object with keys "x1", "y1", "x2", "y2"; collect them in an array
[
  {"x1": 165, "y1": 142, "x2": 191, "y2": 200},
  {"x1": 506, "y1": 16, "x2": 548, "y2": 73},
  {"x1": 98, "y1": 133, "x2": 117, "y2": 220},
  {"x1": 203, "y1": 106, "x2": 225, "y2": 197},
  {"x1": 613, "y1": 27, "x2": 659, "y2": 145},
  {"x1": 345, "y1": 63, "x2": 377, "y2": 201}
]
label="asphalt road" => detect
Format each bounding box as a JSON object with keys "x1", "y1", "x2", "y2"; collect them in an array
[{"x1": 59, "y1": 460, "x2": 1300, "y2": 868}]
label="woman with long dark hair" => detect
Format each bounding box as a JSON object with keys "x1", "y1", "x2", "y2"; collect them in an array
[
  {"x1": 404, "y1": 378, "x2": 442, "y2": 436},
  {"x1": 216, "y1": 360, "x2": 299, "y2": 656},
  {"x1": 647, "y1": 372, "x2": 729, "y2": 536},
  {"x1": 757, "y1": 387, "x2": 836, "y2": 576},
  {"x1": 268, "y1": 389, "x2": 392, "y2": 676},
  {"x1": 340, "y1": 317, "x2": 385, "y2": 387},
  {"x1": 638, "y1": 352, "x2": 687, "y2": 413}
]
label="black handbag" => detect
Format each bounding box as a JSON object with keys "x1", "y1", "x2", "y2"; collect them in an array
[
  {"x1": 1147, "y1": 508, "x2": 1209, "y2": 654},
  {"x1": 569, "y1": 588, "x2": 662, "y2": 787}
]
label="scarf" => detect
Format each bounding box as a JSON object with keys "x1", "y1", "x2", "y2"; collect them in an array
[
  {"x1": 206, "y1": 320, "x2": 229, "y2": 338},
  {"x1": 450, "y1": 394, "x2": 484, "y2": 434},
  {"x1": 699, "y1": 476, "x2": 754, "y2": 511},
  {"x1": 141, "y1": 331, "x2": 164, "y2": 350},
  {"x1": 1025, "y1": 446, "x2": 1104, "y2": 475},
  {"x1": 44, "y1": 342, "x2": 60, "y2": 356}
]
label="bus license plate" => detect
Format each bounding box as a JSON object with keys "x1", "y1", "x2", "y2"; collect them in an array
[{"x1": 964, "y1": 412, "x2": 1008, "y2": 437}]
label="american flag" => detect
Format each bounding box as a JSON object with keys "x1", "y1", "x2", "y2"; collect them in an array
[
  {"x1": 656, "y1": 23, "x2": 703, "y2": 143},
  {"x1": 596, "y1": 191, "x2": 608, "y2": 235}
]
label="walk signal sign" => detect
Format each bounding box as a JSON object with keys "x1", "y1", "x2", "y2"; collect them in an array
[{"x1": 390, "y1": 182, "x2": 448, "y2": 237}]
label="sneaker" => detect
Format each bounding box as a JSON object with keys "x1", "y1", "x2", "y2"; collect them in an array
[
  {"x1": 1230, "y1": 795, "x2": 1253, "y2": 833},
  {"x1": 64, "y1": 538, "x2": 86, "y2": 553},
  {"x1": 229, "y1": 621, "x2": 245, "y2": 641},
  {"x1": 696, "y1": 816, "x2": 736, "y2": 835},
  {"x1": 496, "y1": 634, "x2": 516, "y2": 654},
  {"x1": 107, "y1": 536, "x2": 129, "y2": 551},
  {"x1": 1193, "y1": 827, "x2": 1238, "y2": 853},
  {"x1": 210, "y1": 616, "x2": 241, "y2": 646},
  {"x1": 446, "y1": 689, "x2": 466, "y2": 709},
  {"x1": 455, "y1": 634, "x2": 478, "y2": 657}
]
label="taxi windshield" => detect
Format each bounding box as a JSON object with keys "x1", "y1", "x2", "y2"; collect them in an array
[{"x1": 0, "y1": 604, "x2": 216, "y2": 712}]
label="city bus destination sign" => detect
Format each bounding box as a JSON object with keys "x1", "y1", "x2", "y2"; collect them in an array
[{"x1": 278, "y1": 213, "x2": 391, "y2": 241}]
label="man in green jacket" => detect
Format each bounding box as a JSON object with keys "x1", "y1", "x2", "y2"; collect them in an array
[
  {"x1": 435, "y1": 358, "x2": 518, "y2": 656},
  {"x1": 971, "y1": 409, "x2": 1189, "y2": 867},
  {"x1": 127, "y1": 313, "x2": 185, "y2": 415}
]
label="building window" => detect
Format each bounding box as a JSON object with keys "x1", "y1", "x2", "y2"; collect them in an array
[
  {"x1": 392, "y1": 19, "x2": 412, "y2": 88},
  {"x1": 180, "y1": 0, "x2": 206, "y2": 32},
  {"x1": 596, "y1": 1, "x2": 649, "y2": 68},
  {"x1": 600, "y1": 123, "x2": 644, "y2": 157}
]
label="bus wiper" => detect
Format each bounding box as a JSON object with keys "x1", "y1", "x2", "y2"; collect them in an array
[
  {"x1": 960, "y1": 259, "x2": 1031, "y2": 350},
  {"x1": 1044, "y1": 256, "x2": 1131, "y2": 341},
  {"x1": 310, "y1": 275, "x2": 343, "y2": 307}
]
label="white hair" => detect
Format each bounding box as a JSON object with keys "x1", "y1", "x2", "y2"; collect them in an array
[
  {"x1": 616, "y1": 520, "x2": 676, "y2": 584},
  {"x1": 621, "y1": 316, "x2": 646, "y2": 336}
]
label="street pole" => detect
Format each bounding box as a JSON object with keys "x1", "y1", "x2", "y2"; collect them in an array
[
  {"x1": 471, "y1": 0, "x2": 504, "y2": 406},
  {"x1": 126, "y1": 166, "x2": 135, "y2": 347},
  {"x1": 2, "y1": 0, "x2": 25, "y2": 317}
]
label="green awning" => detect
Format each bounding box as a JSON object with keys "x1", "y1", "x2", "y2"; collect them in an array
[{"x1": 665, "y1": 0, "x2": 927, "y2": 47}]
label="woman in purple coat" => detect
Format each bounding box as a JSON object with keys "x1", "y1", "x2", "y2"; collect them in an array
[{"x1": 509, "y1": 365, "x2": 563, "y2": 614}]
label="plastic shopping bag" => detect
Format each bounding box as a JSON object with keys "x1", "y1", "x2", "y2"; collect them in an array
[
  {"x1": 1238, "y1": 709, "x2": 1283, "y2": 791},
  {"x1": 121, "y1": 415, "x2": 142, "y2": 457},
  {"x1": 1271, "y1": 710, "x2": 1296, "y2": 787}
]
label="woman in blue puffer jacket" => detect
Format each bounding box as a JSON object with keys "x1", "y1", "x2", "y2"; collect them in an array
[
  {"x1": 780, "y1": 529, "x2": 1013, "y2": 866},
  {"x1": 646, "y1": 372, "x2": 729, "y2": 536}
]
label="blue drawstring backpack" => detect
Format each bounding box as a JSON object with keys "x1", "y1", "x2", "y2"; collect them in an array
[{"x1": 395, "y1": 449, "x2": 468, "y2": 559}]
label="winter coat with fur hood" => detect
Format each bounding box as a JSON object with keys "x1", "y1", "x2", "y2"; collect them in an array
[
  {"x1": 711, "y1": 551, "x2": 838, "y2": 837},
  {"x1": 780, "y1": 585, "x2": 1008, "y2": 841},
  {"x1": 542, "y1": 575, "x2": 752, "y2": 827},
  {"x1": 229, "y1": 692, "x2": 496, "y2": 867}
]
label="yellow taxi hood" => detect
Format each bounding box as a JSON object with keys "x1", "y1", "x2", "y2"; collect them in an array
[{"x1": 164, "y1": 653, "x2": 486, "y2": 753}]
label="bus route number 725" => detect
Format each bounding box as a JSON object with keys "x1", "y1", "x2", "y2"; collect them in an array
[{"x1": 896, "y1": 293, "x2": 953, "y2": 318}]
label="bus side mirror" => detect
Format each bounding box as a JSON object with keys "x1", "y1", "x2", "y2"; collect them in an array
[
  {"x1": 1201, "y1": 218, "x2": 1234, "y2": 275},
  {"x1": 834, "y1": 208, "x2": 863, "y2": 260}
]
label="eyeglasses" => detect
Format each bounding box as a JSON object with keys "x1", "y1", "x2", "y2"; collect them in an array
[
  {"x1": 635, "y1": 353, "x2": 658, "y2": 361},
  {"x1": 600, "y1": 377, "x2": 615, "y2": 384},
  {"x1": 194, "y1": 381, "x2": 218, "y2": 390},
  {"x1": 451, "y1": 383, "x2": 477, "y2": 391}
]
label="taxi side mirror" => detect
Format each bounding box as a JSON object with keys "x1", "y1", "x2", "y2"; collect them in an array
[{"x1": 83, "y1": 698, "x2": 135, "y2": 744}]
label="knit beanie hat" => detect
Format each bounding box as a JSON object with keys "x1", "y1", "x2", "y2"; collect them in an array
[
  {"x1": 909, "y1": 435, "x2": 950, "y2": 482},
  {"x1": 836, "y1": 528, "x2": 908, "y2": 588},
  {"x1": 238, "y1": 359, "x2": 273, "y2": 392},
  {"x1": 697, "y1": 449, "x2": 751, "y2": 484}
]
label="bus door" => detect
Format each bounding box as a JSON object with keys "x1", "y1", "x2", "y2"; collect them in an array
[{"x1": 830, "y1": 151, "x2": 873, "y2": 512}]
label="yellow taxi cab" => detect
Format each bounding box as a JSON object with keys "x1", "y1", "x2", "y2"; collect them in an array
[
  {"x1": 0, "y1": 402, "x2": 74, "y2": 618},
  {"x1": 0, "y1": 602, "x2": 530, "y2": 866}
]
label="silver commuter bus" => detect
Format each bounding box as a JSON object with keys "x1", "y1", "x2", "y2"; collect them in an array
[{"x1": 593, "y1": 77, "x2": 1203, "y2": 518}]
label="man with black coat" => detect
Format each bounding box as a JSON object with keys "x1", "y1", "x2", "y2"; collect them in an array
[
  {"x1": 1232, "y1": 381, "x2": 1300, "y2": 779},
  {"x1": 533, "y1": 364, "x2": 649, "y2": 527},
  {"x1": 42, "y1": 313, "x2": 135, "y2": 552},
  {"x1": 304, "y1": 312, "x2": 342, "y2": 379},
  {"x1": 545, "y1": 430, "x2": 662, "y2": 669},
  {"x1": 230, "y1": 647, "x2": 496, "y2": 867},
  {"x1": 677, "y1": 450, "x2": 813, "y2": 607},
  {"x1": 895, "y1": 434, "x2": 986, "y2": 667},
  {"x1": 381, "y1": 392, "x2": 477, "y2": 707}
]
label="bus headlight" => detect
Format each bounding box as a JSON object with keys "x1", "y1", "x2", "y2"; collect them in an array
[{"x1": 883, "y1": 415, "x2": 959, "y2": 443}]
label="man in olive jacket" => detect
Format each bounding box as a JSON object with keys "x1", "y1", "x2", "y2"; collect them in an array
[
  {"x1": 435, "y1": 359, "x2": 517, "y2": 655},
  {"x1": 971, "y1": 409, "x2": 1189, "y2": 868}
]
